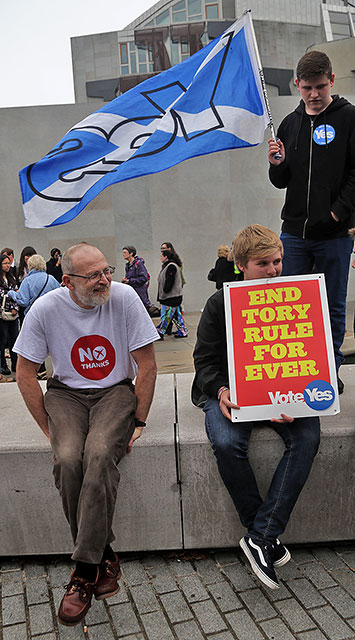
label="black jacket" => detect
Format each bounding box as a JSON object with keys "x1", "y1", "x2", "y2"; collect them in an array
[
  {"x1": 192, "y1": 289, "x2": 228, "y2": 407},
  {"x1": 207, "y1": 257, "x2": 237, "y2": 290},
  {"x1": 269, "y1": 96, "x2": 355, "y2": 240}
]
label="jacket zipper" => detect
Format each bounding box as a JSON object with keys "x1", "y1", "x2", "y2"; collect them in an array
[{"x1": 303, "y1": 117, "x2": 314, "y2": 239}]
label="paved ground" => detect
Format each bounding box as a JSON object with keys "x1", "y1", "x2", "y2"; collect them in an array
[
  {"x1": 1, "y1": 304, "x2": 354, "y2": 639},
  {"x1": 1, "y1": 544, "x2": 355, "y2": 639}
]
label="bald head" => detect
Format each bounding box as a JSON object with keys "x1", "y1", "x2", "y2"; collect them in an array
[{"x1": 62, "y1": 243, "x2": 106, "y2": 276}]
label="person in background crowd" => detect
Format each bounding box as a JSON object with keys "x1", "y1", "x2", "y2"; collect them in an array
[
  {"x1": 122, "y1": 246, "x2": 151, "y2": 311},
  {"x1": 157, "y1": 249, "x2": 188, "y2": 340},
  {"x1": 160, "y1": 242, "x2": 186, "y2": 334},
  {"x1": 46, "y1": 247, "x2": 63, "y2": 283},
  {"x1": 9, "y1": 254, "x2": 61, "y2": 380},
  {"x1": 14, "y1": 242, "x2": 158, "y2": 626},
  {"x1": 207, "y1": 244, "x2": 242, "y2": 290},
  {"x1": 17, "y1": 246, "x2": 37, "y2": 326},
  {"x1": 0, "y1": 254, "x2": 19, "y2": 376},
  {"x1": 268, "y1": 50, "x2": 355, "y2": 394},
  {"x1": 1, "y1": 248, "x2": 17, "y2": 280}
]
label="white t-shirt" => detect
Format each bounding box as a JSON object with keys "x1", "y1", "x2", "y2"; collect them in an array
[{"x1": 13, "y1": 282, "x2": 159, "y2": 388}]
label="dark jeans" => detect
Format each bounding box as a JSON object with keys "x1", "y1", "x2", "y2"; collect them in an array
[
  {"x1": 44, "y1": 378, "x2": 136, "y2": 564},
  {"x1": 281, "y1": 232, "x2": 353, "y2": 371},
  {"x1": 204, "y1": 399, "x2": 320, "y2": 543},
  {"x1": 0, "y1": 318, "x2": 19, "y2": 371}
]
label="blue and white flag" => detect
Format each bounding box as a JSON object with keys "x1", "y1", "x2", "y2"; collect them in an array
[{"x1": 20, "y1": 12, "x2": 269, "y2": 228}]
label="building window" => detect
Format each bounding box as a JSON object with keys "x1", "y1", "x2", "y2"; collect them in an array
[
  {"x1": 188, "y1": 0, "x2": 202, "y2": 17},
  {"x1": 120, "y1": 43, "x2": 128, "y2": 64},
  {"x1": 205, "y1": 3, "x2": 219, "y2": 19},
  {"x1": 156, "y1": 9, "x2": 170, "y2": 25},
  {"x1": 172, "y1": 0, "x2": 186, "y2": 23}
]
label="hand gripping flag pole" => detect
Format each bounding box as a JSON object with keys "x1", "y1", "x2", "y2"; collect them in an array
[{"x1": 246, "y1": 10, "x2": 282, "y2": 160}]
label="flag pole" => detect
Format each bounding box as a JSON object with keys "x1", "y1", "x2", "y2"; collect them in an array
[{"x1": 245, "y1": 10, "x2": 281, "y2": 157}]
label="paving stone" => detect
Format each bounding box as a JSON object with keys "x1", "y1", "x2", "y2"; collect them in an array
[
  {"x1": 311, "y1": 547, "x2": 348, "y2": 570},
  {"x1": 209, "y1": 634, "x2": 236, "y2": 640},
  {"x1": 57, "y1": 623, "x2": 86, "y2": 639},
  {"x1": 191, "y1": 600, "x2": 227, "y2": 634},
  {"x1": 302, "y1": 562, "x2": 337, "y2": 589},
  {"x1": 291, "y1": 550, "x2": 316, "y2": 565},
  {"x1": 264, "y1": 580, "x2": 292, "y2": 601},
  {"x1": 1, "y1": 571, "x2": 23, "y2": 597},
  {"x1": 178, "y1": 575, "x2": 209, "y2": 603},
  {"x1": 47, "y1": 562, "x2": 73, "y2": 588},
  {"x1": 147, "y1": 564, "x2": 178, "y2": 594},
  {"x1": 31, "y1": 635, "x2": 56, "y2": 640},
  {"x1": 87, "y1": 623, "x2": 116, "y2": 639},
  {"x1": 28, "y1": 602, "x2": 54, "y2": 635},
  {"x1": 110, "y1": 602, "x2": 141, "y2": 636},
  {"x1": 84, "y1": 598, "x2": 109, "y2": 624},
  {"x1": 168, "y1": 559, "x2": 195, "y2": 576},
  {"x1": 121, "y1": 560, "x2": 148, "y2": 586},
  {"x1": 106, "y1": 581, "x2": 130, "y2": 604},
  {"x1": 226, "y1": 609, "x2": 264, "y2": 640},
  {"x1": 297, "y1": 631, "x2": 328, "y2": 640},
  {"x1": 239, "y1": 588, "x2": 277, "y2": 621},
  {"x1": 142, "y1": 555, "x2": 167, "y2": 569},
  {"x1": 25, "y1": 576, "x2": 49, "y2": 605},
  {"x1": 287, "y1": 578, "x2": 326, "y2": 608},
  {"x1": 331, "y1": 568, "x2": 355, "y2": 598},
  {"x1": 310, "y1": 605, "x2": 354, "y2": 640},
  {"x1": 208, "y1": 579, "x2": 243, "y2": 613},
  {"x1": 214, "y1": 551, "x2": 239, "y2": 565},
  {"x1": 130, "y1": 583, "x2": 160, "y2": 614},
  {"x1": 322, "y1": 585, "x2": 355, "y2": 618},
  {"x1": 141, "y1": 610, "x2": 175, "y2": 640},
  {"x1": 2, "y1": 594, "x2": 26, "y2": 625},
  {"x1": 160, "y1": 590, "x2": 193, "y2": 623},
  {"x1": 275, "y1": 598, "x2": 316, "y2": 632},
  {"x1": 2, "y1": 624, "x2": 28, "y2": 640},
  {"x1": 277, "y1": 560, "x2": 303, "y2": 581},
  {"x1": 23, "y1": 562, "x2": 47, "y2": 579},
  {"x1": 261, "y1": 617, "x2": 297, "y2": 640},
  {"x1": 194, "y1": 558, "x2": 225, "y2": 584},
  {"x1": 348, "y1": 617, "x2": 355, "y2": 631},
  {"x1": 340, "y1": 552, "x2": 355, "y2": 571},
  {"x1": 223, "y1": 561, "x2": 256, "y2": 591},
  {"x1": 173, "y1": 620, "x2": 205, "y2": 640}
]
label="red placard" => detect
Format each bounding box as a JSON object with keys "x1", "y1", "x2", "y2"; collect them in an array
[{"x1": 224, "y1": 275, "x2": 339, "y2": 420}]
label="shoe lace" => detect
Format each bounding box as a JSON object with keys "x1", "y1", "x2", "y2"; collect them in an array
[
  {"x1": 64, "y1": 578, "x2": 90, "y2": 601},
  {"x1": 262, "y1": 543, "x2": 275, "y2": 567}
]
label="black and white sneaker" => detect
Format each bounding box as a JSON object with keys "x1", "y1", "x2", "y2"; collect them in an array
[
  {"x1": 273, "y1": 539, "x2": 291, "y2": 567},
  {"x1": 240, "y1": 536, "x2": 279, "y2": 590}
]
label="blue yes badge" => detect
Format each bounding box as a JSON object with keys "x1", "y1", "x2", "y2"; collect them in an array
[
  {"x1": 313, "y1": 124, "x2": 335, "y2": 145},
  {"x1": 303, "y1": 380, "x2": 335, "y2": 410}
]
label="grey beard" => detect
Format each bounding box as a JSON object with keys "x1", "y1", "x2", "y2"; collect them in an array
[{"x1": 75, "y1": 285, "x2": 111, "y2": 307}]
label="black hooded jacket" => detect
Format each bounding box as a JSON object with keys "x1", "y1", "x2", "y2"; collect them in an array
[{"x1": 269, "y1": 96, "x2": 355, "y2": 240}]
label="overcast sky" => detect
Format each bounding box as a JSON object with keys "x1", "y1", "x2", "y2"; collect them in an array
[{"x1": 0, "y1": 0, "x2": 156, "y2": 108}]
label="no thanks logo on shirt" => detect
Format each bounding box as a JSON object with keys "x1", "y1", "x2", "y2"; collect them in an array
[{"x1": 71, "y1": 335, "x2": 116, "y2": 380}]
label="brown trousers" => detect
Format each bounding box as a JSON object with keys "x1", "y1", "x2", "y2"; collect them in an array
[{"x1": 44, "y1": 377, "x2": 136, "y2": 564}]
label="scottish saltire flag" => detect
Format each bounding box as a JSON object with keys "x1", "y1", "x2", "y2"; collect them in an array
[{"x1": 20, "y1": 12, "x2": 269, "y2": 228}]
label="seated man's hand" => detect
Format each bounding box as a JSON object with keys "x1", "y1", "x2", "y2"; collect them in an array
[
  {"x1": 126, "y1": 427, "x2": 144, "y2": 454},
  {"x1": 271, "y1": 413, "x2": 294, "y2": 424},
  {"x1": 219, "y1": 389, "x2": 240, "y2": 421}
]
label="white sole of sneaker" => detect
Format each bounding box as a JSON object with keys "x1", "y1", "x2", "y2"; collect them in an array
[
  {"x1": 240, "y1": 537, "x2": 280, "y2": 590},
  {"x1": 273, "y1": 547, "x2": 291, "y2": 567}
]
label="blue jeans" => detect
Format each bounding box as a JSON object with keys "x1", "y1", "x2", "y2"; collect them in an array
[
  {"x1": 203, "y1": 399, "x2": 320, "y2": 543},
  {"x1": 281, "y1": 233, "x2": 353, "y2": 371}
]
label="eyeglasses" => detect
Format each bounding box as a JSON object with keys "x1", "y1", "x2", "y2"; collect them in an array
[{"x1": 68, "y1": 266, "x2": 115, "y2": 282}]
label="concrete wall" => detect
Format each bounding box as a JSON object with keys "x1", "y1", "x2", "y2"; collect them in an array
[
  {"x1": 310, "y1": 39, "x2": 355, "y2": 95},
  {"x1": 1, "y1": 96, "x2": 355, "y2": 311}
]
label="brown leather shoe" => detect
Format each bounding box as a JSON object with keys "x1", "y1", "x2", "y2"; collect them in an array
[
  {"x1": 57, "y1": 569, "x2": 99, "y2": 626},
  {"x1": 94, "y1": 554, "x2": 121, "y2": 600}
]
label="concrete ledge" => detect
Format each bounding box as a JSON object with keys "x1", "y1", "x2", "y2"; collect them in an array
[
  {"x1": 1, "y1": 368, "x2": 354, "y2": 555},
  {"x1": 177, "y1": 368, "x2": 355, "y2": 548},
  {"x1": 0, "y1": 375, "x2": 181, "y2": 556}
]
